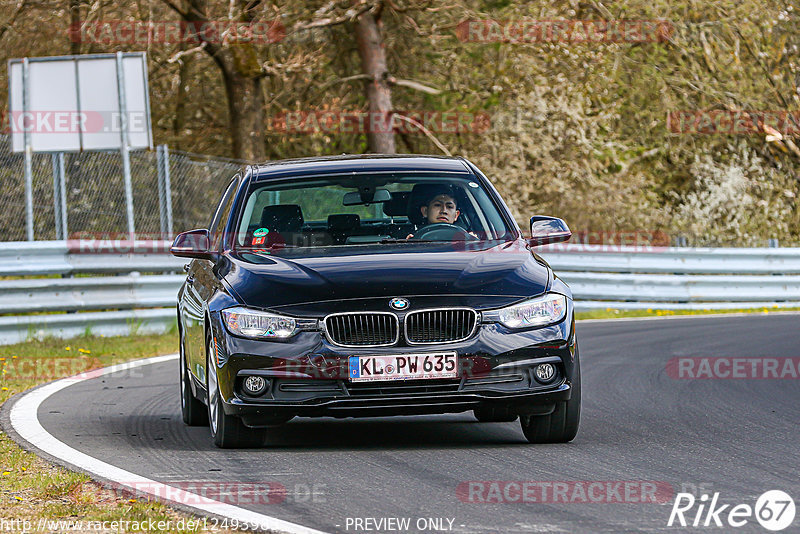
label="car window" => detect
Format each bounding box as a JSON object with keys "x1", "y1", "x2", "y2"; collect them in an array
[
  {"x1": 235, "y1": 173, "x2": 513, "y2": 248},
  {"x1": 209, "y1": 177, "x2": 239, "y2": 249}
]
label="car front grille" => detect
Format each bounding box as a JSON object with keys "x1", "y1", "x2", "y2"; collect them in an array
[
  {"x1": 404, "y1": 308, "x2": 478, "y2": 344},
  {"x1": 324, "y1": 308, "x2": 479, "y2": 347},
  {"x1": 324, "y1": 312, "x2": 399, "y2": 347}
]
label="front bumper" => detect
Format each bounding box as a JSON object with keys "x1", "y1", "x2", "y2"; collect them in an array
[{"x1": 208, "y1": 310, "x2": 578, "y2": 426}]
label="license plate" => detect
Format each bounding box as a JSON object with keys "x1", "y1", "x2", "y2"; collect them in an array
[{"x1": 348, "y1": 352, "x2": 458, "y2": 382}]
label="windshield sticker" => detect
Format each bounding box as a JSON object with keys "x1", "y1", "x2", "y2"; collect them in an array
[
  {"x1": 468, "y1": 181, "x2": 479, "y2": 188},
  {"x1": 252, "y1": 236, "x2": 266, "y2": 245},
  {"x1": 253, "y1": 227, "x2": 270, "y2": 237}
]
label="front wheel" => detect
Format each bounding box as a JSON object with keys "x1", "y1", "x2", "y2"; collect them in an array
[
  {"x1": 206, "y1": 330, "x2": 264, "y2": 448},
  {"x1": 520, "y1": 347, "x2": 581, "y2": 443}
]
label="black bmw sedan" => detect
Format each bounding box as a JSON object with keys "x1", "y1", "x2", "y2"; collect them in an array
[{"x1": 171, "y1": 155, "x2": 580, "y2": 448}]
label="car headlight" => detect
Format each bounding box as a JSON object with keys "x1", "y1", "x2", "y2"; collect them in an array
[
  {"x1": 484, "y1": 293, "x2": 568, "y2": 329},
  {"x1": 222, "y1": 306, "x2": 314, "y2": 339}
]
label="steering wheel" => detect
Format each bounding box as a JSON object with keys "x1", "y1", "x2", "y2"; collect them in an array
[{"x1": 413, "y1": 223, "x2": 477, "y2": 241}]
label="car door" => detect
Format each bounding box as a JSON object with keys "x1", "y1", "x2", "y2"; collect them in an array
[
  {"x1": 186, "y1": 175, "x2": 241, "y2": 383},
  {"x1": 180, "y1": 258, "x2": 206, "y2": 382}
]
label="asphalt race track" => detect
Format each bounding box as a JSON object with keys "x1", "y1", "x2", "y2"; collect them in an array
[{"x1": 5, "y1": 314, "x2": 800, "y2": 533}]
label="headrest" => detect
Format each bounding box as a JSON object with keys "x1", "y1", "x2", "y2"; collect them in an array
[
  {"x1": 327, "y1": 214, "x2": 361, "y2": 230},
  {"x1": 407, "y1": 183, "x2": 458, "y2": 226},
  {"x1": 260, "y1": 204, "x2": 304, "y2": 232},
  {"x1": 382, "y1": 191, "x2": 410, "y2": 217}
]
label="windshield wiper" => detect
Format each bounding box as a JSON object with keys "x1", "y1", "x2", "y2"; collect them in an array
[{"x1": 379, "y1": 238, "x2": 453, "y2": 244}]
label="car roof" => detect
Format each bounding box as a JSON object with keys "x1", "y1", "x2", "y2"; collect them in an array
[{"x1": 250, "y1": 154, "x2": 471, "y2": 181}]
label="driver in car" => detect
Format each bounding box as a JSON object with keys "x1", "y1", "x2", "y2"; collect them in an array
[{"x1": 407, "y1": 185, "x2": 474, "y2": 239}]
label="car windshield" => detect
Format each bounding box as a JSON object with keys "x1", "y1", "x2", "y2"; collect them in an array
[{"x1": 234, "y1": 173, "x2": 514, "y2": 249}]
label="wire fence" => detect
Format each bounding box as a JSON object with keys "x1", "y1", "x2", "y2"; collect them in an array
[
  {"x1": 0, "y1": 134, "x2": 243, "y2": 241},
  {"x1": 0, "y1": 134, "x2": 789, "y2": 248}
]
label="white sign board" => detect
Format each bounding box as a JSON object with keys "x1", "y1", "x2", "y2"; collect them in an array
[{"x1": 8, "y1": 52, "x2": 152, "y2": 152}]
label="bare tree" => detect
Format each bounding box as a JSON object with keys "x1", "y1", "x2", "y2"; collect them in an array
[
  {"x1": 354, "y1": 4, "x2": 395, "y2": 153},
  {"x1": 162, "y1": 0, "x2": 267, "y2": 161},
  {"x1": 69, "y1": 0, "x2": 81, "y2": 55}
]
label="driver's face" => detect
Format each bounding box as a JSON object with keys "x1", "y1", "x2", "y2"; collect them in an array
[{"x1": 421, "y1": 194, "x2": 460, "y2": 225}]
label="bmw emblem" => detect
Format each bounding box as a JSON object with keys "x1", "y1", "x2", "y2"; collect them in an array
[{"x1": 389, "y1": 297, "x2": 410, "y2": 311}]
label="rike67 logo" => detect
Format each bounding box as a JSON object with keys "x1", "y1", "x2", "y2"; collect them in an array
[{"x1": 668, "y1": 490, "x2": 795, "y2": 531}]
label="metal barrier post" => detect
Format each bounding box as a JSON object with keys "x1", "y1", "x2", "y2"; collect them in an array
[
  {"x1": 156, "y1": 144, "x2": 173, "y2": 237},
  {"x1": 58, "y1": 153, "x2": 68, "y2": 239}
]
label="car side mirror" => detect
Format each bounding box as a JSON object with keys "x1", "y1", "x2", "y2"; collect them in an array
[
  {"x1": 170, "y1": 229, "x2": 216, "y2": 260},
  {"x1": 528, "y1": 216, "x2": 572, "y2": 246}
]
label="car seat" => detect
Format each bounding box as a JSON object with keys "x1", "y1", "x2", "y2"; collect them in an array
[
  {"x1": 254, "y1": 204, "x2": 304, "y2": 246},
  {"x1": 328, "y1": 214, "x2": 361, "y2": 245}
]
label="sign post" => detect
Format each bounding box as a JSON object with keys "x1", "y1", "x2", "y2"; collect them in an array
[
  {"x1": 21, "y1": 58, "x2": 33, "y2": 241},
  {"x1": 115, "y1": 52, "x2": 136, "y2": 239}
]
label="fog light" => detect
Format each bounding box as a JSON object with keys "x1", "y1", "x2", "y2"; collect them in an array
[
  {"x1": 534, "y1": 363, "x2": 556, "y2": 384},
  {"x1": 243, "y1": 375, "x2": 268, "y2": 396}
]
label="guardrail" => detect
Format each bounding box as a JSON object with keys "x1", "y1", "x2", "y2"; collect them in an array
[
  {"x1": 539, "y1": 244, "x2": 800, "y2": 310},
  {"x1": 0, "y1": 241, "x2": 183, "y2": 344},
  {"x1": 0, "y1": 275, "x2": 184, "y2": 314},
  {"x1": 0, "y1": 241, "x2": 798, "y2": 344},
  {"x1": 538, "y1": 244, "x2": 800, "y2": 274},
  {"x1": 0, "y1": 241, "x2": 184, "y2": 276}
]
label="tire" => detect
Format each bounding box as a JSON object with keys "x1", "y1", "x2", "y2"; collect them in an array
[
  {"x1": 206, "y1": 330, "x2": 265, "y2": 448},
  {"x1": 180, "y1": 324, "x2": 207, "y2": 426},
  {"x1": 473, "y1": 406, "x2": 518, "y2": 422},
  {"x1": 520, "y1": 347, "x2": 581, "y2": 443}
]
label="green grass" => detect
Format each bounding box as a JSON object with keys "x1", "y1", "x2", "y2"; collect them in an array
[
  {"x1": 0, "y1": 333, "x2": 178, "y2": 400},
  {"x1": 575, "y1": 305, "x2": 800, "y2": 320}
]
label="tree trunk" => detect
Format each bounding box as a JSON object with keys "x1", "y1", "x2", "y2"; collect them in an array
[
  {"x1": 69, "y1": 0, "x2": 81, "y2": 55},
  {"x1": 160, "y1": 0, "x2": 267, "y2": 162},
  {"x1": 221, "y1": 69, "x2": 266, "y2": 161},
  {"x1": 172, "y1": 53, "x2": 191, "y2": 151},
  {"x1": 354, "y1": 9, "x2": 395, "y2": 154}
]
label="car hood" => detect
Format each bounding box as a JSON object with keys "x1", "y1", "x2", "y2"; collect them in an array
[{"x1": 222, "y1": 240, "x2": 551, "y2": 312}]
